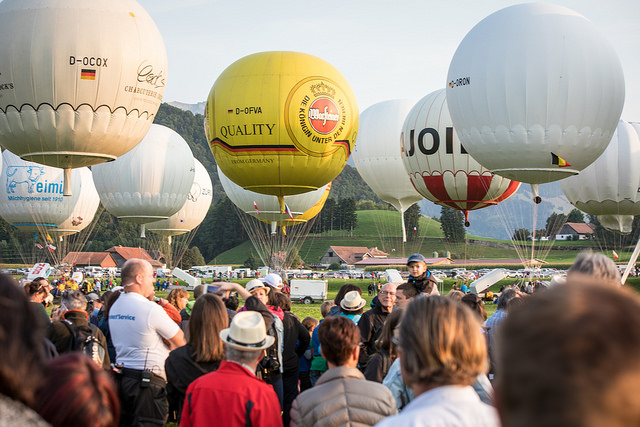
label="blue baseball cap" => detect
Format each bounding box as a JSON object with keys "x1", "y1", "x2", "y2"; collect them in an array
[{"x1": 407, "y1": 253, "x2": 428, "y2": 265}]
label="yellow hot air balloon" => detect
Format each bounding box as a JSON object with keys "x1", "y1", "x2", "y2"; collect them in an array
[{"x1": 205, "y1": 51, "x2": 358, "y2": 207}]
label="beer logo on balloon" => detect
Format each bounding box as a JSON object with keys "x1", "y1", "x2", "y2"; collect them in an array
[
  {"x1": 308, "y1": 97, "x2": 339, "y2": 134},
  {"x1": 285, "y1": 77, "x2": 355, "y2": 157}
]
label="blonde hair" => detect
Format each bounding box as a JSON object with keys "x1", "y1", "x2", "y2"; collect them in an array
[
  {"x1": 167, "y1": 288, "x2": 189, "y2": 311},
  {"x1": 399, "y1": 296, "x2": 486, "y2": 388}
]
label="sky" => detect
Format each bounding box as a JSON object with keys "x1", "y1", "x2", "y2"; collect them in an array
[{"x1": 137, "y1": 0, "x2": 640, "y2": 121}]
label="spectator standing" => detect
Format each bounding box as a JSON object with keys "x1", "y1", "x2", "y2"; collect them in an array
[
  {"x1": 165, "y1": 293, "x2": 227, "y2": 422},
  {"x1": 0, "y1": 274, "x2": 49, "y2": 426},
  {"x1": 497, "y1": 281, "x2": 640, "y2": 427},
  {"x1": 364, "y1": 308, "x2": 403, "y2": 383},
  {"x1": 358, "y1": 282, "x2": 396, "y2": 369},
  {"x1": 299, "y1": 316, "x2": 318, "y2": 392},
  {"x1": 395, "y1": 282, "x2": 418, "y2": 309},
  {"x1": 35, "y1": 353, "x2": 119, "y2": 427},
  {"x1": 290, "y1": 316, "x2": 397, "y2": 426},
  {"x1": 484, "y1": 288, "x2": 518, "y2": 379},
  {"x1": 375, "y1": 297, "x2": 499, "y2": 427},
  {"x1": 309, "y1": 300, "x2": 335, "y2": 386},
  {"x1": 109, "y1": 259, "x2": 186, "y2": 426},
  {"x1": 181, "y1": 311, "x2": 282, "y2": 427},
  {"x1": 46, "y1": 289, "x2": 110, "y2": 370}
]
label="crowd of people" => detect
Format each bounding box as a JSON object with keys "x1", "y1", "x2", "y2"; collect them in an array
[{"x1": 1, "y1": 250, "x2": 638, "y2": 426}]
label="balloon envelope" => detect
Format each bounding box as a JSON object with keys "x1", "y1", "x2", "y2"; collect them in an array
[
  {"x1": 51, "y1": 168, "x2": 100, "y2": 237},
  {"x1": 0, "y1": 150, "x2": 92, "y2": 232},
  {"x1": 206, "y1": 51, "x2": 358, "y2": 197},
  {"x1": 92, "y1": 124, "x2": 195, "y2": 224},
  {"x1": 146, "y1": 159, "x2": 213, "y2": 236},
  {"x1": 0, "y1": 0, "x2": 167, "y2": 170},
  {"x1": 446, "y1": 3, "x2": 624, "y2": 185},
  {"x1": 352, "y1": 99, "x2": 424, "y2": 213},
  {"x1": 401, "y1": 89, "x2": 520, "y2": 224},
  {"x1": 218, "y1": 167, "x2": 330, "y2": 225},
  {"x1": 560, "y1": 121, "x2": 640, "y2": 234}
]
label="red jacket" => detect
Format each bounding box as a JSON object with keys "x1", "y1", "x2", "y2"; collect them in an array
[{"x1": 181, "y1": 360, "x2": 282, "y2": 427}]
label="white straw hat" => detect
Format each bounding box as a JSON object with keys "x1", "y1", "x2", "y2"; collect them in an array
[
  {"x1": 340, "y1": 290, "x2": 366, "y2": 311},
  {"x1": 245, "y1": 279, "x2": 270, "y2": 294},
  {"x1": 220, "y1": 311, "x2": 275, "y2": 351}
]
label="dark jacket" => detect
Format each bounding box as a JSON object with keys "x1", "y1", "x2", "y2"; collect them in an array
[
  {"x1": 408, "y1": 270, "x2": 440, "y2": 295},
  {"x1": 357, "y1": 301, "x2": 390, "y2": 369},
  {"x1": 282, "y1": 312, "x2": 310, "y2": 375},
  {"x1": 165, "y1": 344, "x2": 221, "y2": 422},
  {"x1": 46, "y1": 309, "x2": 111, "y2": 370}
]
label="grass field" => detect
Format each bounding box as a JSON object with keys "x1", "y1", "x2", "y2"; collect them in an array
[{"x1": 211, "y1": 209, "x2": 623, "y2": 266}]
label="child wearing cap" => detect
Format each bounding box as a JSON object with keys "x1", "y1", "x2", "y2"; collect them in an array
[{"x1": 406, "y1": 253, "x2": 439, "y2": 296}]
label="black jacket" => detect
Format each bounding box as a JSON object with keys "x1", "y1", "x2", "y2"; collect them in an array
[
  {"x1": 282, "y1": 312, "x2": 310, "y2": 375},
  {"x1": 357, "y1": 301, "x2": 390, "y2": 369},
  {"x1": 165, "y1": 344, "x2": 221, "y2": 422}
]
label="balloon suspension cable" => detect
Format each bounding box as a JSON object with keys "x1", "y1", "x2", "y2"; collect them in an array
[
  {"x1": 531, "y1": 199, "x2": 538, "y2": 266},
  {"x1": 63, "y1": 168, "x2": 73, "y2": 196},
  {"x1": 531, "y1": 183, "x2": 541, "y2": 204},
  {"x1": 622, "y1": 235, "x2": 640, "y2": 285}
]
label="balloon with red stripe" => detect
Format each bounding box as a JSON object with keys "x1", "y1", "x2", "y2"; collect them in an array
[{"x1": 401, "y1": 89, "x2": 520, "y2": 227}]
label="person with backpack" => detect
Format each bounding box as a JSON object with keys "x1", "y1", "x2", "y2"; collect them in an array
[{"x1": 46, "y1": 289, "x2": 110, "y2": 370}]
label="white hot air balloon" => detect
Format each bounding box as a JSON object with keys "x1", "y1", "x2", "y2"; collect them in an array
[
  {"x1": 146, "y1": 159, "x2": 214, "y2": 241},
  {"x1": 51, "y1": 168, "x2": 100, "y2": 237},
  {"x1": 92, "y1": 124, "x2": 195, "y2": 237},
  {"x1": 352, "y1": 99, "x2": 424, "y2": 242},
  {"x1": 0, "y1": 150, "x2": 91, "y2": 232},
  {"x1": 560, "y1": 121, "x2": 640, "y2": 234},
  {"x1": 446, "y1": 3, "x2": 625, "y2": 203},
  {"x1": 0, "y1": 0, "x2": 167, "y2": 194},
  {"x1": 218, "y1": 167, "x2": 330, "y2": 233},
  {"x1": 401, "y1": 89, "x2": 520, "y2": 227}
]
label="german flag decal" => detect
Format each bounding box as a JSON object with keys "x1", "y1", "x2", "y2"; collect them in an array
[
  {"x1": 80, "y1": 69, "x2": 96, "y2": 80},
  {"x1": 551, "y1": 152, "x2": 571, "y2": 168}
]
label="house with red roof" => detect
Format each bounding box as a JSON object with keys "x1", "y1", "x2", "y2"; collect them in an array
[
  {"x1": 319, "y1": 246, "x2": 390, "y2": 267},
  {"x1": 555, "y1": 222, "x2": 596, "y2": 241},
  {"x1": 62, "y1": 252, "x2": 117, "y2": 268}
]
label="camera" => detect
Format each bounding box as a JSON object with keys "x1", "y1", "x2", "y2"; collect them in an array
[{"x1": 258, "y1": 355, "x2": 280, "y2": 381}]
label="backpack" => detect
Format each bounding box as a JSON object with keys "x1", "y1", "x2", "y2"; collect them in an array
[{"x1": 62, "y1": 320, "x2": 106, "y2": 367}]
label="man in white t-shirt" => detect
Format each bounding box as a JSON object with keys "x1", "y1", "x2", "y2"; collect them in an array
[{"x1": 110, "y1": 258, "x2": 186, "y2": 426}]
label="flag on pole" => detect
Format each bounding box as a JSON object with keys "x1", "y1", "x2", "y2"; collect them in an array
[
  {"x1": 34, "y1": 243, "x2": 43, "y2": 249},
  {"x1": 613, "y1": 250, "x2": 619, "y2": 260},
  {"x1": 284, "y1": 203, "x2": 294, "y2": 220},
  {"x1": 253, "y1": 201, "x2": 260, "y2": 215},
  {"x1": 46, "y1": 243, "x2": 56, "y2": 252},
  {"x1": 413, "y1": 226, "x2": 417, "y2": 233},
  {"x1": 46, "y1": 233, "x2": 53, "y2": 244}
]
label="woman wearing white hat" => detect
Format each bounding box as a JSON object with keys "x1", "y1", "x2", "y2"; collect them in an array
[{"x1": 339, "y1": 290, "x2": 366, "y2": 325}]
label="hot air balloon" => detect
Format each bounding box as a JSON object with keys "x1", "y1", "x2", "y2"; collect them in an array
[
  {"x1": 218, "y1": 168, "x2": 330, "y2": 233},
  {"x1": 206, "y1": 51, "x2": 358, "y2": 212},
  {"x1": 146, "y1": 159, "x2": 213, "y2": 239},
  {"x1": 560, "y1": 121, "x2": 640, "y2": 234},
  {"x1": 446, "y1": 3, "x2": 624, "y2": 203},
  {"x1": 0, "y1": 0, "x2": 167, "y2": 195},
  {"x1": 352, "y1": 99, "x2": 424, "y2": 242},
  {"x1": 401, "y1": 89, "x2": 520, "y2": 227},
  {"x1": 0, "y1": 150, "x2": 91, "y2": 232},
  {"x1": 49, "y1": 168, "x2": 100, "y2": 238},
  {"x1": 218, "y1": 167, "x2": 331, "y2": 270},
  {"x1": 92, "y1": 124, "x2": 195, "y2": 237}
]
